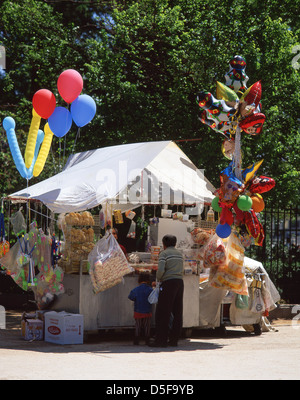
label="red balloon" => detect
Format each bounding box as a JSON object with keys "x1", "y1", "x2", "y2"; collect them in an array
[
  {"x1": 32, "y1": 89, "x2": 56, "y2": 119},
  {"x1": 239, "y1": 113, "x2": 266, "y2": 136},
  {"x1": 244, "y1": 210, "x2": 264, "y2": 246},
  {"x1": 248, "y1": 176, "x2": 275, "y2": 194},
  {"x1": 57, "y1": 69, "x2": 83, "y2": 103},
  {"x1": 242, "y1": 81, "x2": 262, "y2": 109}
]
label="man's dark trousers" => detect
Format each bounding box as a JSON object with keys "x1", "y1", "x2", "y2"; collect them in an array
[{"x1": 155, "y1": 279, "x2": 184, "y2": 345}]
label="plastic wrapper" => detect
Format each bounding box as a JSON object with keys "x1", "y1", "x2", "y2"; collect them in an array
[
  {"x1": 250, "y1": 287, "x2": 265, "y2": 313},
  {"x1": 191, "y1": 228, "x2": 213, "y2": 246},
  {"x1": 0, "y1": 223, "x2": 62, "y2": 301},
  {"x1": 235, "y1": 294, "x2": 249, "y2": 310},
  {"x1": 203, "y1": 234, "x2": 227, "y2": 268},
  {"x1": 32, "y1": 266, "x2": 65, "y2": 309},
  {"x1": 10, "y1": 209, "x2": 26, "y2": 235},
  {"x1": 148, "y1": 285, "x2": 160, "y2": 304},
  {"x1": 125, "y1": 210, "x2": 136, "y2": 220},
  {"x1": 88, "y1": 233, "x2": 134, "y2": 293},
  {"x1": 209, "y1": 232, "x2": 248, "y2": 296},
  {"x1": 261, "y1": 281, "x2": 277, "y2": 312},
  {"x1": 0, "y1": 240, "x2": 25, "y2": 276},
  {"x1": 127, "y1": 220, "x2": 136, "y2": 239}
]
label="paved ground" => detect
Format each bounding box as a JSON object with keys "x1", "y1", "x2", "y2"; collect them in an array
[{"x1": 0, "y1": 311, "x2": 299, "y2": 381}]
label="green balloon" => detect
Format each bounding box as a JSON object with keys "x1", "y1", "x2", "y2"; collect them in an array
[
  {"x1": 211, "y1": 197, "x2": 222, "y2": 212},
  {"x1": 237, "y1": 195, "x2": 253, "y2": 211}
]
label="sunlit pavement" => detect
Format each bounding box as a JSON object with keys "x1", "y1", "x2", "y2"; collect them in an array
[{"x1": 0, "y1": 311, "x2": 299, "y2": 380}]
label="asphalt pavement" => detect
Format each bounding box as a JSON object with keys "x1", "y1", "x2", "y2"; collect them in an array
[{"x1": 0, "y1": 311, "x2": 299, "y2": 381}]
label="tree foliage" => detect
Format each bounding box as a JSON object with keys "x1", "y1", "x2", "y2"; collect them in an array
[{"x1": 0, "y1": 0, "x2": 299, "y2": 207}]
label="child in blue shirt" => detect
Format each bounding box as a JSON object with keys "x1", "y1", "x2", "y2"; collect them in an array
[{"x1": 128, "y1": 273, "x2": 153, "y2": 345}]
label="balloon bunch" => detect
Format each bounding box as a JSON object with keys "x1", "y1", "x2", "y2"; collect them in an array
[
  {"x1": 2, "y1": 69, "x2": 96, "y2": 180},
  {"x1": 211, "y1": 161, "x2": 275, "y2": 245},
  {"x1": 198, "y1": 55, "x2": 275, "y2": 246},
  {"x1": 197, "y1": 55, "x2": 266, "y2": 159}
]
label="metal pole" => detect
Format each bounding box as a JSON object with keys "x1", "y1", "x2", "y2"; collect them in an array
[{"x1": 233, "y1": 125, "x2": 242, "y2": 181}]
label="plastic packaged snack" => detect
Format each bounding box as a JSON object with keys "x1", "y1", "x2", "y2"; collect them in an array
[
  {"x1": 203, "y1": 234, "x2": 227, "y2": 268},
  {"x1": 88, "y1": 233, "x2": 133, "y2": 293},
  {"x1": 209, "y1": 232, "x2": 248, "y2": 296}
]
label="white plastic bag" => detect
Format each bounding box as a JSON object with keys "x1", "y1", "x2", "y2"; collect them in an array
[
  {"x1": 148, "y1": 283, "x2": 160, "y2": 304},
  {"x1": 250, "y1": 288, "x2": 266, "y2": 313},
  {"x1": 88, "y1": 233, "x2": 133, "y2": 293},
  {"x1": 10, "y1": 209, "x2": 26, "y2": 236},
  {"x1": 126, "y1": 220, "x2": 136, "y2": 239}
]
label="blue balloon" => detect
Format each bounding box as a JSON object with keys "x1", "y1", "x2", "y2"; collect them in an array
[
  {"x1": 48, "y1": 106, "x2": 72, "y2": 137},
  {"x1": 71, "y1": 94, "x2": 96, "y2": 127},
  {"x1": 216, "y1": 223, "x2": 231, "y2": 239},
  {"x1": 3, "y1": 117, "x2": 29, "y2": 179},
  {"x1": 3, "y1": 118, "x2": 45, "y2": 180},
  {"x1": 3, "y1": 116, "x2": 16, "y2": 131}
]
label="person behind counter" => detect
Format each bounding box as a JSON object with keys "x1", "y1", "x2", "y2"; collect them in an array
[
  {"x1": 111, "y1": 227, "x2": 128, "y2": 259},
  {"x1": 128, "y1": 273, "x2": 153, "y2": 345},
  {"x1": 149, "y1": 234, "x2": 184, "y2": 348}
]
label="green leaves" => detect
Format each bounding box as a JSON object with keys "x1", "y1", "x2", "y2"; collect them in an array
[{"x1": 0, "y1": 0, "x2": 299, "y2": 207}]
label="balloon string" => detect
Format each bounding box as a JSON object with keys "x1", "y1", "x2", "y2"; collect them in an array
[
  {"x1": 72, "y1": 127, "x2": 81, "y2": 154},
  {"x1": 59, "y1": 138, "x2": 62, "y2": 172},
  {"x1": 26, "y1": 178, "x2": 29, "y2": 231},
  {"x1": 63, "y1": 135, "x2": 67, "y2": 169},
  {"x1": 50, "y1": 144, "x2": 58, "y2": 174}
]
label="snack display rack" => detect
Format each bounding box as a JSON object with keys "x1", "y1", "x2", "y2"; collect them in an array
[{"x1": 59, "y1": 212, "x2": 97, "y2": 274}]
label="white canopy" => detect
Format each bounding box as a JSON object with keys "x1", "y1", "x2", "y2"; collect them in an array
[{"x1": 9, "y1": 141, "x2": 215, "y2": 214}]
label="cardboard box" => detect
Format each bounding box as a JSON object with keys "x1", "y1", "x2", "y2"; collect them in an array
[
  {"x1": 44, "y1": 311, "x2": 84, "y2": 345},
  {"x1": 21, "y1": 318, "x2": 44, "y2": 341}
]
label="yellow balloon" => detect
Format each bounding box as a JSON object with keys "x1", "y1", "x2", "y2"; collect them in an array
[
  {"x1": 33, "y1": 123, "x2": 53, "y2": 177},
  {"x1": 25, "y1": 109, "x2": 41, "y2": 168},
  {"x1": 216, "y1": 81, "x2": 238, "y2": 103}
]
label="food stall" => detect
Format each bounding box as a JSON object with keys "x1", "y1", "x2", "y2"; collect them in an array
[{"x1": 6, "y1": 141, "x2": 216, "y2": 332}]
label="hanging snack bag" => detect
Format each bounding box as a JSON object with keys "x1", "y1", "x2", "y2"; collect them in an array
[
  {"x1": 127, "y1": 220, "x2": 136, "y2": 239},
  {"x1": 113, "y1": 209, "x2": 124, "y2": 224},
  {"x1": 10, "y1": 209, "x2": 26, "y2": 236},
  {"x1": 125, "y1": 210, "x2": 136, "y2": 220},
  {"x1": 203, "y1": 234, "x2": 227, "y2": 268},
  {"x1": 209, "y1": 232, "x2": 248, "y2": 296},
  {"x1": 88, "y1": 233, "x2": 133, "y2": 293}
]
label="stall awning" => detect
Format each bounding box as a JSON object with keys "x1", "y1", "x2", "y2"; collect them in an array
[{"x1": 8, "y1": 141, "x2": 215, "y2": 213}]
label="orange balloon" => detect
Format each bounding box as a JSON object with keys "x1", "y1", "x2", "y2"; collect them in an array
[{"x1": 251, "y1": 194, "x2": 265, "y2": 213}]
